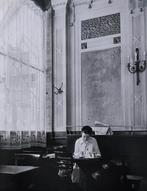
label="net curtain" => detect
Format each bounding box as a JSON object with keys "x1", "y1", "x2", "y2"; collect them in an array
[{"x1": 0, "y1": 0, "x2": 46, "y2": 148}]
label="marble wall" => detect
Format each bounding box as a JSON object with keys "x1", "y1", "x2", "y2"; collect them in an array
[
  {"x1": 81, "y1": 47, "x2": 122, "y2": 126},
  {"x1": 52, "y1": 0, "x2": 147, "y2": 132}
]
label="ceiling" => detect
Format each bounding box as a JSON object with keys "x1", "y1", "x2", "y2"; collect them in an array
[{"x1": 31, "y1": 0, "x2": 51, "y2": 11}]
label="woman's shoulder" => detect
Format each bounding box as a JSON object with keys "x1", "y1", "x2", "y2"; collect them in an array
[
  {"x1": 89, "y1": 136, "x2": 97, "y2": 142},
  {"x1": 75, "y1": 137, "x2": 82, "y2": 143}
]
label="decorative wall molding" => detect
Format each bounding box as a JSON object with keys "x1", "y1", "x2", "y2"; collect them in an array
[
  {"x1": 128, "y1": 0, "x2": 147, "y2": 13},
  {"x1": 51, "y1": 0, "x2": 68, "y2": 9},
  {"x1": 73, "y1": 0, "x2": 99, "y2": 6},
  {"x1": 0, "y1": 130, "x2": 46, "y2": 149},
  {"x1": 25, "y1": 0, "x2": 43, "y2": 17},
  {"x1": 73, "y1": 0, "x2": 89, "y2": 6},
  {"x1": 73, "y1": 0, "x2": 110, "y2": 7}
]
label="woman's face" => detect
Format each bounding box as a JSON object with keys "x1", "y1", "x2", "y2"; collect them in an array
[{"x1": 81, "y1": 132, "x2": 90, "y2": 142}]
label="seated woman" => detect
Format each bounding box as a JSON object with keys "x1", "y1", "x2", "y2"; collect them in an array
[
  {"x1": 73, "y1": 126, "x2": 101, "y2": 159},
  {"x1": 72, "y1": 126, "x2": 101, "y2": 191}
]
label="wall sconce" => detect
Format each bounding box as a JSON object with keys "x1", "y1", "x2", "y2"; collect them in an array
[
  {"x1": 108, "y1": 0, "x2": 112, "y2": 4},
  {"x1": 54, "y1": 82, "x2": 63, "y2": 95},
  {"x1": 128, "y1": 48, "x2": 146, "y2": 85},
  {"x1": 137, "y1": 0, "x2": 144, "y2": 12},
  {"x1": 88, "y1": 0, "x2": 93, "y2": 9}
]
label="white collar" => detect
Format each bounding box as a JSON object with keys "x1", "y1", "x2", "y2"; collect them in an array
[{"x1": 80, "y1": 137, "x2": 91, "y2": 145}]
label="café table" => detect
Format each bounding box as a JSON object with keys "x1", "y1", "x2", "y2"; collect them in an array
[{"x1": 0, "y1": 165, "x2": 39, "y2": 191}]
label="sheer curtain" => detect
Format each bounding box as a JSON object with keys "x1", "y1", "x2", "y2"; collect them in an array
[{"x1": 0, "y1": 0, "x2": 46, "y2": 148}]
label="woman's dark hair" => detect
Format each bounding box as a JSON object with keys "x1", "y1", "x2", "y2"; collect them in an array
[{"x1": 81, "y1": 126, "x2": 93, "y2": 135}]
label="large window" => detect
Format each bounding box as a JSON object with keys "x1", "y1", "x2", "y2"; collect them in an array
[{"x1": 0, "y1": 0, "x2": 46, "y2": 148}]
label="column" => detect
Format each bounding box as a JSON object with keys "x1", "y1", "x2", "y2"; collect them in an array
[
  {"x1": 52, "y1": 0, "x2": 68, "y2": 134},
  {"x1": 44, "y1": 7, "x2": 53, "y2": 132}
]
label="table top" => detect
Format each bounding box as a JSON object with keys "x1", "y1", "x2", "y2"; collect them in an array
[
  {"x1": 0, "y1": 165, "x2": 39, "y2": 175},
  {"x1": 73, "y1": 157, "x2": 102, "y2": 169},
  {"x1": 15, "y1": 153, "x2": 40, "y2": 157},
  {"x1": 74, "y1": 156, "x2": 101, "y2": 160}
]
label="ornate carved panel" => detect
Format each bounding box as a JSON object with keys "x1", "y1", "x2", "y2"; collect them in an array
[{"x1": 81, "y1": 13, "x2": 120, "y2": 40}]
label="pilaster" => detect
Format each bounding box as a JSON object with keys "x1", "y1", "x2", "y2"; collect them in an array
[
  {"x1": 44, "y1": 7, "x2": 53, "y2": 132},
  {"x1": 51, "y1": 0, "x2": 68, "y2": 132}
]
